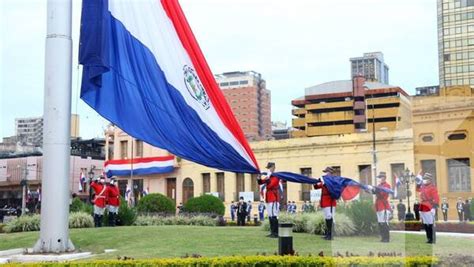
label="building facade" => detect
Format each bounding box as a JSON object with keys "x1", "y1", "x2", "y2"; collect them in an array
[
  {"x1": 437, "y1": 0, "x2": 474, "y2": 87},
  {"x1": 291, "y1": 77, "x2": 412, "y2": 138},
  {"x1": 0, "y1": 154, "x2": 103, "y2": 207},
  {"x1": 350, "y1": 52, "x2": 389, "y2": 84},
  {"x1": 413, "y1": 85, "x2": 474, "y2": 219},
  {"x1": 271, "y1": 121, "x2": 291, "y2": 140},
  {"x1": 215, "y1": 71, "x2": 272, "y2": 141},
  {"x1": 105, "y1": 126, "x2": 414, "y2": 216},
  {"x1": 14, "y1": 114, "x2": 80, "y2": 147}
]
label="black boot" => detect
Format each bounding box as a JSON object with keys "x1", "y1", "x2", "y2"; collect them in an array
[
  {"x1": 430, "y1": 224, "x2": 436, "y2": 244},
  {"x1": 271, "y1": 217, "x2": 279, "y2": 238},
  {"x1": 382, "y1": 224, "x2": 390, "y2": 243},
  {"x1": 378, "y1": 223, "x2": 384, "y2": 242},
  {"x1": 266, "y1": 217, "x2": 275, "y2": 237},
  {"x1": 97, "y1": 215, "x2": 103, "y2": 227},
  {"x1": 425, "y1": 224, "x2": 432, "y2": 243},
  {"x1": 94, "y1": 214, "x2": 99, "y2": 227},
  {"x1": 109, "y1": 213, "x2": 116, "y2": 227},
  {"x1": 324, "y1": 219, "x2": 333, "y2": 240}
]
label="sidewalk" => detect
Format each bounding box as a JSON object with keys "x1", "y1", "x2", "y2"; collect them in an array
[{"x1": 391, "y1": 230, "x2": 474, "y2": 238}]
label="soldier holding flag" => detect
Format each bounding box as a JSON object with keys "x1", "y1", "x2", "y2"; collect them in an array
[
  {"x1": 90, "y1": 176, "x2": 107, "y2": 227},
  {"x1": 416, "y1": 172, "x2": 440, "y2": 244},
  {"x1": 314, "y1": 167, "x2": 338, "y2": 240},
  {"x1": 257, "y1": 162, "x2": 281, "y2": 238},
  {"x1": 106, "y1": 178, "x2": 120, "y2": 227},
  {"x1": 367, "y1": 171, "x2": 392, "y2": 243}
]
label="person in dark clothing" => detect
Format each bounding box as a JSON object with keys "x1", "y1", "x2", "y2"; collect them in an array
[
  {"x1": 397, "y1": 199, "x2": 406, "y2": 221},
  {"x1": 456, "y1": 197, "x2": 464, "y2": 222},
  {"x1": 413, "y1": 199, "x2": 420, "y2": 221},
  {"x1": 441, "y1": 198, "x2": 449, "y2": 222},
  {"x1": 236, "y1": 197, "x2": 248, "y2": 226},
  {"x1": 463, "y1": 200, "x2": 471, "y2": 222}
]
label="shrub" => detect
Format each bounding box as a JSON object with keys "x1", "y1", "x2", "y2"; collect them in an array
[
  {"x1": 133, "y1": 215, "x2": 217, "y2": 227},
  {"x1": 0, "y1": 256, "x2": 439, "y2": 266},
  {"x1": 69, "y1": 197, "x2": 93, "y2": 215},
  {"x1": 4, "y1": 215, "x2": 40, "y2": 233},
  {"x1": 0, "y1": 223, "x2": 5, "y2": 233},
  {"x1": 183, "y1": 195, "x2": 225, "y2": 216},
  {"x1": 189, "y1": 215, "x2": 217, "y2": 226},
  {"x1": 69, "y1": 212, "x2": 94, "y2": 229},
  {"x1": 340, "y1": 200, "x2": 378, "y2": 235},
  {"x1": 136, "y1": 193, "x2": 175, "y2": 215},
  {"x1": 118, "y1": 196, "x2": 137, "y2": 226}
]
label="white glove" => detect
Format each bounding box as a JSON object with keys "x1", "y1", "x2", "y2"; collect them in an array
[{"x1": 415, "y1": 175, "x2": 423, "y2": 185}]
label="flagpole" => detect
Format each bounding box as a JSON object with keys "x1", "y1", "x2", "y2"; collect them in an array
[{"x1": 33, "y1": 0, "x2": 74, "y2": 253}]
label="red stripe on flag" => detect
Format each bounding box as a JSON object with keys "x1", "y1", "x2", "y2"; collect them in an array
[
  {"x1": 341, "y1": 185, "x2": 361, "y2": 201},
  {"x1": 160, "y1": 0, "x2": 259, "y2": 171},
  {"x1": 104, "y1": 156, "x2": 175, "y2": 166}
]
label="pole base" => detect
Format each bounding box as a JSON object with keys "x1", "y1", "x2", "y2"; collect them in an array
[
  {"x1": 405, "y1": 212, "x2": 416, "y2": 221},
  {"x1": 32, "y1": 238, "x2": 75, "y2": 254}
]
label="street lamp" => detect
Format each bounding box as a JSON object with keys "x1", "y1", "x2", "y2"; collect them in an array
[
  {"x1": 88, "y1": 166, "x2": 96, "y2": 204},
  {"x1": 399, "y1": 168, "x2": 416, "y2": 221}
]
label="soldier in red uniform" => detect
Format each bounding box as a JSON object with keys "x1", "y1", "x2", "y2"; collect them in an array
[
  {"x1": 314, "y1": 167, "x2": 338, "y2": 240},
  {"x1": 257, "y1": 162, "x2": 281, "y2": 238},
  {"x1": 90, "y1": 176, "x2": 107, "y2": 227},
  {"x1": 416, "y1": 172, "x2": 439, "y2": 244},
  {"x1": 106, "y1": 178, "x2": 121, "y2": 227},
  {"x1": 367, "y1": 171, "x2": 392, "y2": 243}
]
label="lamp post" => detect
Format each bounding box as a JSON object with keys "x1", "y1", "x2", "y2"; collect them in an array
[
  {"x1": 17, "y1": 164, "x2": 29, "y2": 216},
  {"x1": 88, "y1": 166, "x2": 95, "y2": 204},
  {"x1": 400, "y1": 168, "x2": 416, "y2": 221}
]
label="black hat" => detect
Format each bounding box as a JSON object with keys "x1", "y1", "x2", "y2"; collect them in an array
[
  {"x1": 376, "y1": 171, "x2": 387, "y2": 178},
  {"x1": 322, "y1": 166, "x2": 335, "y2": 173},
  {"x1": 266, "y1": 162, "x2": 275, "y2": 168}
]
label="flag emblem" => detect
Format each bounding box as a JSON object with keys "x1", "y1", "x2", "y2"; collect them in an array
[{"x1": 183, "y1": 65, "x2": 210, "y2": 110}]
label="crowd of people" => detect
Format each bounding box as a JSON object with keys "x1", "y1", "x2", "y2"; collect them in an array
[{"x1": 395, "y1": 196, "x2": 473, "y2": 222}]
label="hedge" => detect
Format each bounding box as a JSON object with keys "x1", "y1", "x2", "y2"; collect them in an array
[
  {"x1": 2, "y1": 256, "x2": 439, "y2": 267},
  {"x1": 183, "y1": 195, "x2": 225, "y2": 216},
  {"x1": 136, "y1": 193, "x2": 175, "y2": 214}
]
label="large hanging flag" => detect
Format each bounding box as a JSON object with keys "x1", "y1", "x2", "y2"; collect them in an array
[
  {"x1": 79, "y1": 0, "x2": 259, "y2": 174},
  {"x1": 104, "y1": 156, "x2": 175, "y2": 177}
]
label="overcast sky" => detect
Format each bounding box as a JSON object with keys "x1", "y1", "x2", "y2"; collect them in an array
[{"x1": 0, "y1": 0, "x2": 438, "y2": 139}]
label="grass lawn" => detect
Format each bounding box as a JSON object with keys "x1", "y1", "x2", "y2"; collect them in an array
[{"x1": 0, "y1": 226, "x2": 473, "y2": 260}]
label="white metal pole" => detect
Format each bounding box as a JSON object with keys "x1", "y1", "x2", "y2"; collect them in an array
[{"x1": 33, "y1": 0, "x2": 74, "y2": 253}]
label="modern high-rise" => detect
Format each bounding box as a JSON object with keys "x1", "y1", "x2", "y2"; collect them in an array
[
  {"x1": 215, "y1": 71, "x2": 272, "y2": 141},
  {"x1": 291, "y1": 76, "x2": 411, "y2": 138},
  {"x1": 350, "y1": 52, "x2": 389, "y2": 84},
  {"x1": 14, "y1": 114, "x2": 80, "y2": 147},
  {"x1": 438, "y1": 0, "x2": 474, "y2": 87}
]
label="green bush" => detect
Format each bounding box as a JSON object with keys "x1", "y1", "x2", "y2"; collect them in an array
[
  {"x1": 4, "y1": 215, "x2": 40, "y2": 233},
  {"x1": 118, "y1": 196, "x2": 137, "y2": 226},
  {"x1": 1, "y1": 255, "x2": 439, "y2": 267},
  {"x1": 262, "y1": 212, "x2": 356, "y2": 236},
  {"x1": 339, "y1": 200, "x2": 378, "y2": 235},
  {"x1": 69, "y1": 197, "x2": 93, "y2": 215},
  {"x1": 69, "y1": 212, "x2": 94, "y2": 229},
  {"x1": 133, "y1": 215, "x2": 217, "y2": 227},
  {"x1": 183, "y1": 195, "x2": 225, "y2": 216},
  {"x1": 136, "y1": 193, "x2": 175, "y2": 215}
]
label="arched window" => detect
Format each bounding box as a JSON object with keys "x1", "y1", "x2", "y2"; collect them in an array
[{"x1": 182, "y1": 178, "x2": 194, "y2": 204}]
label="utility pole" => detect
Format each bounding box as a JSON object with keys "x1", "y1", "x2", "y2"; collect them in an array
[
  {"x1": 371, "y1": 93, "x2": 377, "y2": 181},
  {"x1": 33, "y1": 0, "x2": 74, "y2": 253}
]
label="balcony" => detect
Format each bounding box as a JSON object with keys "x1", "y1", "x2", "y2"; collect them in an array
[
  {"x1": 292, "y1": 108, "x2": 306, "y2": 116},
  {"x1": 292, "y1": 118, "x2": 306, "y2": 128},
  {"x1": 306, "y1": 100, "x2": 353, "y2": 111},
  {"x1": 291, "y1": 130, "x2": 307, "y2": 138},
  {"x1": 307, "y1": 124, "x2": 354, "y2": 136},
  {"x1": 366, "y1": 96, "x2": 401, "y2": 105},
  {"x1": 367, "y1": 107, "x2": 400, "y2": 118},
  {"x1": 306, "y1": 111, "x2": 354, "y2": 123}
]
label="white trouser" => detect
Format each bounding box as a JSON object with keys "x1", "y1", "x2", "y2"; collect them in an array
[
  {"x1": 94, "y1": 205, "x2": 105, "y2": 215},
  {"x1": 376, "y1": 210, "x2": 391, "y2": 223},
  {"x1": 420, "y1": 209, "x2": 436, "y2": 225},
  {"x1": 267, "y1": 202, "x2": 280, "y2": 217},
  {"x1": 107, "y1": 205, "x2": 119, "y2": 213},
  {"x1": 322, "y1": 207, "x2": 335, "y2": 220}
]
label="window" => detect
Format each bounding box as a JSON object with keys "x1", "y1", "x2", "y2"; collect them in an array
[
  {"x1": 358, "y1": 165, "x2": 372, "y2": 200},
  {"x1": 202, "y1": 173, "x2": 210, "y2": 193},
  {"x1": 448, "y1": 158, "x2": 471, "y2": 192},
  {"x1": 216, "y1": 172, "x2": 225, "y2": 201},
  {"x1": 135, "y1": 140, "x2": 143, "y2": 157},
  {"x1": 448, "y1": 132, "x2": 467, "y2": 140},
  {"x1": 421, "y1": 134, "x2": 434, "y2": 142},
  {"x1": 120, "y1": 140, "x2": 128, "y2": 159},
  {"x1": 421, "y1": 160, "x2": 437, "y2": 185},
  {"x1": 229, "y1": 81, "x2": 239, "y2": 86},
  {"x1": 219, "y1": 82, "x2": 229, "y2": 87},
  {"x1": 235, "y1": 173, "x2": 245, "y2": 200},
  {"x1": 182, "y1": 178, "x2": 194, "y2": 203},
  {"x1": 300, "y1": 168, "x2": 312, "y2": 201},
  {"x1": 239, "y1": 80, "x2": 249, "y2": 85},
  {"x1": 444, "y1": 54, "x2": 451, "y2": 61}
]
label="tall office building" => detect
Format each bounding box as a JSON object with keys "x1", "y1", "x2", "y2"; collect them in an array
[
  {"x1": 438, "y1": 0, "x2": 474, "y2": 87},
  {"x1": 215, "y1": 71, "x2": 272, "y2": 141},
  {"x1": 350, "y1": 52, "x2": 389, "y2": 84},
  {"x1": 14, "y1": 114, "x2": 80, "y2": 147}
]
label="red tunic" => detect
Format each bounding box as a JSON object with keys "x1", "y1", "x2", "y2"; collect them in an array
[
  {"x1": 258, "y1": 175, "x2": 280, "y2": 203},
  {"x1": 314, "y1": 181, "x2": 337, "y2": 208},
  {"x1": 107, "y1": 185, "x2": 121, "y2": 207},
  {"x1": 90, "y1": 182, "x2": 107, "y2": 208},
  {"x1": 416, "y1": 183, "x2": 439, "y2": 212},
  {"x1": 375, "y1": 181, "x2": 391, "y2": 212}
]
